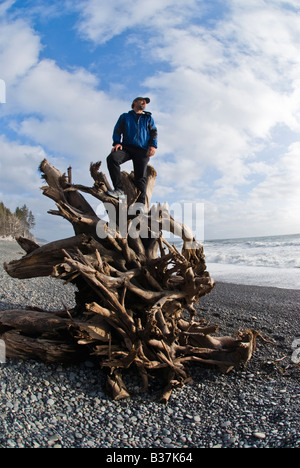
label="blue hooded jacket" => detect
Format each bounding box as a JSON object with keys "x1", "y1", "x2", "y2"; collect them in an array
[{"x1": 113, "y1": 110, "x2": 158, "y2": 151}]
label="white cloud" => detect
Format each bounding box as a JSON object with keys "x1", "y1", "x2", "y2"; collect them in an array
[
  {"x1": 9, "y1": 58, "x2": 121, "y2": 164},
  {"x1": 0, "y1": 16, "x2": 41, "y2": 84},
  {"x1": 204, "y1": 139, "x2": 300, "y2": 238},
  {"x1": 0, "y1": 0, "x2": 16, "y2": 17},
  {"x1": 228, "y1": 0, "x2": 300, "y2": 64},
  {"x1": 250, "y1": 142, "x2": 300, "y2": 202},
  {"x1": 0, "y1": 135, "x2": 44, "y2": 195},
  {"x1": 74, "y1": 0, "x2": 200, "y2": 43}
]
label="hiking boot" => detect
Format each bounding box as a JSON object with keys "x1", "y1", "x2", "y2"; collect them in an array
[{"x1": 106, "y1": 189, "x2": 125, "y2": 200}]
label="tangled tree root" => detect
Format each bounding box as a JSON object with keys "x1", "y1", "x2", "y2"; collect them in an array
[{"x1": 1, "y1": 160, "x2": 257, "y2": 401}]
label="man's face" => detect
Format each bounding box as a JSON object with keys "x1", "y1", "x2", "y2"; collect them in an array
[{"x1": 134, "y1": 99, "x2": 146, "y2": 111}]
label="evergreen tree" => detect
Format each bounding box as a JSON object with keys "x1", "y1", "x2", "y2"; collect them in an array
[
  {"x1": 0, "y1": 202, "x2": 35, "y2": 238},
  {"x1": 15, "y1": 205, "x2": 35, "y2": 236}
]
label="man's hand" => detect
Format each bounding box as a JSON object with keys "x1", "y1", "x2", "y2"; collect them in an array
[
  {"x1": 112, "y1": 144, "x2": 123, "y2": 152},
  {"x1": 147, "y1": 146, "x2": 156, "y2": 157}
]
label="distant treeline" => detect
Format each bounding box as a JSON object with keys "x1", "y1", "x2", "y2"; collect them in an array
[{"x1": 0, "y1": 202, "x2": 35, "y2": 239}]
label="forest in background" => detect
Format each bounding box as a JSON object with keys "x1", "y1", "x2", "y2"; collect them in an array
[{"x1": 0, "y1": 202, "x2": 35, "y2": 240}]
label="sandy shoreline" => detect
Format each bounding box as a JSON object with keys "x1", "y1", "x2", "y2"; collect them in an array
[{"x1": 0, "y1": 241, "x2": 299, "y2": 448}]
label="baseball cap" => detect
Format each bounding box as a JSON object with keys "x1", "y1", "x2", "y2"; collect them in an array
[{"x1": 133, "y1": 97, "x2": 150, "y2": 104}]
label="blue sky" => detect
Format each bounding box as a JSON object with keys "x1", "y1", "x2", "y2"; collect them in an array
[{"x1": 1, "y1": 0, "x2": 300, "y2": 241}]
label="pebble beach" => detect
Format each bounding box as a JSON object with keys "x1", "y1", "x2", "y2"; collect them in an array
[{"x1": 0, "y1": 240, "x2": 299, "y2": 449}]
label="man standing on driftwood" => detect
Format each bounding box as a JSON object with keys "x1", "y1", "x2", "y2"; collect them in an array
[{"x1": 106, "y1": 97, "x2": 158, "y2": 210}]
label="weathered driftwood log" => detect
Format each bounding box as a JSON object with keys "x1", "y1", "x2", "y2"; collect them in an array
[{"x1": 1, "y1": 159, "x2": 257, "y2": 402}]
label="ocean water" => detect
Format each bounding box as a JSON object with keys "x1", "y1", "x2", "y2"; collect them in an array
[{"x1": 203, "y1": 233, "x2": 300, "y2": 290}]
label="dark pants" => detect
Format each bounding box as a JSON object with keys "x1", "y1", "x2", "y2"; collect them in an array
[{"x1": 107, "y1": 146, "x2": 150, "y2": 204}]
